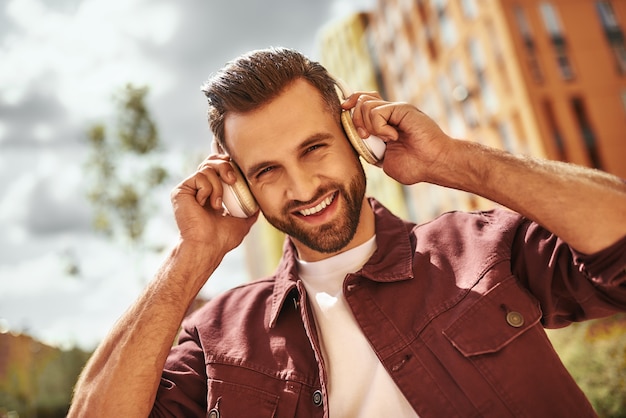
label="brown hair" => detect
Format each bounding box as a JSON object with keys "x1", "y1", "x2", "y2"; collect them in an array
[{"x1": 201, "y1": 47, "x2": 341, "y2": 153}]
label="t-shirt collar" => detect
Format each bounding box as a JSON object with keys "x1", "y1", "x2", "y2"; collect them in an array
[{"x1": 269, "y1": 198, "x2": 415, "y2": 328}]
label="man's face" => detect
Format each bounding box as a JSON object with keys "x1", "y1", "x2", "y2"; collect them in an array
[{"x1": 224, "y1": 79, "x2": 372, "y2": 261}]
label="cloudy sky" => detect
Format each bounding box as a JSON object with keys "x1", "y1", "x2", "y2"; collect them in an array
[{"x1": 0, "y1": 0, "x2": 375, "y2": 350}]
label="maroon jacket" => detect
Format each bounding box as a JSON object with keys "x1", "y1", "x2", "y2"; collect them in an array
[{"x1": 152, "y1": 199, "x2": 626, "y2": 417}]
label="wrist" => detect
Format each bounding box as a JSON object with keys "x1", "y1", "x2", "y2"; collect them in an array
[
  {"x1": 423, "y1": 139, "x2": 487, "y2": 192},
  {"x1": 156, "y1": 240, "x2": 225, "y2": 302}
]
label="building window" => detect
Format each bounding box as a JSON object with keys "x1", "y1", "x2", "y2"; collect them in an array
[
  {"x1": 596, "y1": 1, "x2": 626, "y2": 74},
  {"x1": 449, "y1": 59, "x2": 466, "y2": 86},
  {"x1": 414, "y1": 49, "x2": 431, "y2": 80},
  {"x1": 542, "y1": 99, "x2": 566, "y2": 161},
  {"x1": 596, "y1": 0, "x2": 620, "y2": 27},
  {"x1": 430, "y1": 0, "x2": 448, "y2": 9},
  {"x1": 539, "y1": 2, "x2": 562, "y2": 36},
  {"x1": 468, "y1": 38, "x2": 499, "y2": 115},
  {"x1": 468, "y1": 37, "x2": 485, "y2": 69},
  {"x1": 539, "y1": 2, "x2": 575, "y2": 81},
  {"x1": 460, "y1": 0, "x2": 479, "y2": 19},
  {"x1": 449, "y1": 59, "x2": 478, "y2": 128},
  {"x1": 497, "y1": 121, "x2": 518, "y2": 153},
  {"x1": 571, "y1": 97, "x2": 603, "y2": 169},
  {"x1": 514, "y1": 5, "x2": 533, "y2": 38},
  {"x1": 487, "y1": 20, "x2": 504, "y2": 63},
  {"x1": 435, "y1": 74, "x2": 466, "y2": 137},
  {"x1": 512, "y1": 112, "x2": 529, "y2": 155},
  {"x1": 487, "y1": 19, "x2": 512, "y2": 93},
  {"x1": 439, "y1": 10, "x2": 458, "y2": 47},
  {"x1": 424, "y1": 22, "x2": 438, "y2": 60},
  {"x1": 513, "y1": 5, "x2": 544, "y2": 83},
  {"x1": 437, "y1": 74, "x2": 454, "y2": 124},
  {"x1": 420, "y1": 89, "x2": 442, "y2": 121}
]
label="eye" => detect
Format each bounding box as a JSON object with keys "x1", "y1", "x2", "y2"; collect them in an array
[
  {"x1": 255, "y1": 165, "x2": 275, "y2": 179},
  {"x1": 305, "y1": 144, "x2": 324, "y2": 154}
]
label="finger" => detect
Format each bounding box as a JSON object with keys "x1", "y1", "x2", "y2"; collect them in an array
[
  {"x1": 196, "y1": 157, "x2": 237, "y2": 185},
  {"x1": 341, "y1": 90, "x2": 383, "y2": 109},
  {"x1": 368, "y1": 103, "x2": 402, "y2": 141},
  {"x1": 197, "y1": 153, "x2": 230, "y2": 171},
  {"x1": 175, "y1": 163, "x2": 227, "y2": 211},
  {"x1": 185, "y1": 170, "x2": 221, "y2": 209},
  {"x1": 354, "y1": 96, "x2": 385, "y2": 135},
  {"x1": 171, "y1": 177, "x2": 208, "y2": 212},
  {"x1": 352, "y1": 97, "x2": 399, "y2": 141},
  {"x1": 344, "y1": 94, "x2": 381, "y2": 138}
]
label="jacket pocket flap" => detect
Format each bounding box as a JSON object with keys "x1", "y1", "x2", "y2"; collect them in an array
[{"x1": 443, "y1": 276, "x2": 542, "y2": 357}]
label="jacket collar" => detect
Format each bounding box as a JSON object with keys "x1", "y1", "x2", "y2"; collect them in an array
[{"x1": 269, "y1": 198, "x2": 415, "y2": 328}]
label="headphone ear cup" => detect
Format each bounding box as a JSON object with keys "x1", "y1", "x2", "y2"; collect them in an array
[
  {"x1": 221, "y1": 162, "x2": 259, "y2": 218},
  {"x1": 341, "y1": 110, "x2": 384, "y2": 165}
]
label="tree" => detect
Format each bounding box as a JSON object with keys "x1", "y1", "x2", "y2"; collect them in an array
[
  {"x1": 85, "y1": 84, "x2": 168, "y2": 246},
  {"x1": 548, "y1": 314, "x2": 626, "y2": 418}
]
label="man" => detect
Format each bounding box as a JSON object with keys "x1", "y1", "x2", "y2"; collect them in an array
[{"x1": 69, "y1": 47, "x2": 626, "y2": 417}]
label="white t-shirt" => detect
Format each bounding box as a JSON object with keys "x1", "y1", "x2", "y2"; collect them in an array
[{"x1": 297, "y1": 236, "x2": 419, "y2": 417}]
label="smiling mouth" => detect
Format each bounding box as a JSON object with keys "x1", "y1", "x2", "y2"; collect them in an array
[{"x1": 298, "y1": 192, "x2": 336, "y2": 217}]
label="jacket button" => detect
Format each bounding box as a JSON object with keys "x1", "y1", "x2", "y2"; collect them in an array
[
  {"x1": 312, "y1": 390, "x2": 323, "y2": 407},
  {"x1": 506, "y1": 311, "x2": 524, "y2": 328}
]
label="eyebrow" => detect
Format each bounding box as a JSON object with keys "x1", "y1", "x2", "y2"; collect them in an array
[{"x1": 244, "y1": 132, "x2": 334, "y2": 179}]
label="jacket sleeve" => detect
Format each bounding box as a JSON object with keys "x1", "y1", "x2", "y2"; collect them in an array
[
  {"x1": 510, "y1": 218, "x2": 626, "y2": 328},
  {"x1": 150, "y1": 322, "x2": 207, "y2": 417}
]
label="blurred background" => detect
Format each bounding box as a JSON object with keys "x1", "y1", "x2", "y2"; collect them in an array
[{"x1": 1, "y1": 0, "x2": 625, "y2": 416}]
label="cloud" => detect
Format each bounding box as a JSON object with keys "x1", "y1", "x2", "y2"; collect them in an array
[
  {"x1": 0, "y1": 0, "x2": 179, "y2": 117},
  {"x1": 0, "y1": 90, "x2": 74, "y2": 147},
  {"x1": 25, "y1": 158, "x2": 92, "y2": 235},
  {"x1": 0, "y1": 148, "x2": 91, "y2": 269}
]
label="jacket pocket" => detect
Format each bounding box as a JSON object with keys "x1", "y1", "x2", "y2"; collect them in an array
[
  {"x1": 425, "y1": 275, "x2": 594, "y2": 417},
  {"x1": 443, "y1": 275, "x2": 542, "y2": 356},
  {"x1": 207, "y1": 379, "x2": 278, "y2": 417}
]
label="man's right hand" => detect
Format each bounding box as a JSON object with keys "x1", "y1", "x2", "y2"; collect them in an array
[{"x1": 171, "y1": 154, "x2": 258, "y2": 255}]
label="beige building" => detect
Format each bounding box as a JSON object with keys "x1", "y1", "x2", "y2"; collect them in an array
[{"x1": 368, "y1": 0, "x2": 626, "y2": 220}]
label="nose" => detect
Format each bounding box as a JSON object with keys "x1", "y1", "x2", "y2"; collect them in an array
[{"x1": 285, "y1": 164, "x2": 320, "y2": 203}]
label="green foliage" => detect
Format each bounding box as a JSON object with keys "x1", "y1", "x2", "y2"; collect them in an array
[
  {"x1": 0, "y1": 335, "x2": 92, "y2": 418},
  {"x1": 85, "y1": 84, "x2": 168, "y2": 245},
  {"x1": 116, "y1": 85, "x2": 158, "y2": 155},
  {"x1": 547, "y1": 314, "x2": 626, "y2": 418}
]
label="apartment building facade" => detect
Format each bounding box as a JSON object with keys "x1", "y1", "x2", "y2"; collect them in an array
[{"x1": 367, "y1": 0, "x2": 626, "y2": 219}]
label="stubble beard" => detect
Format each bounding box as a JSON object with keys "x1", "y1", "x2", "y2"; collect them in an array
[{"x1": 264, "y1": 168, "x2": 367, "y2": 254}]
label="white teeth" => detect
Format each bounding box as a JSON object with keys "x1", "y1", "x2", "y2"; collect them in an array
[{"x1": 299, "y1": 194, "x2": 334, "y2": 216}]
